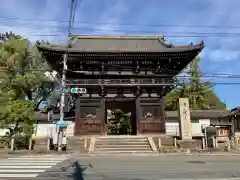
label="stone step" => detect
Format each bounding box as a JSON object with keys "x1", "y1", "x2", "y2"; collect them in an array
[
  {"x1": 68, "y1": 142, "x2": 85, "y2": 145},
  {"x1": 95, "y1": 141, "x2": 149, "y2": 145},
  {"x1": 95, "y1": 144, "x2": 150, "y2": 148},
  {"x1": 98, "y1": 139, "x2": 148, "y2": 143},
  {"x1": 99, "y1": 137, "x2": 147, "y2": 139},
  {"x1": 95, "y1": 147, "x2": 152, "y2": 151},
  {"x1": 95, "y1": 146, "x2": 151, "y2": 150},
  {"x1": 93, "y1": 150, "x2": 154, "y2": 154}
]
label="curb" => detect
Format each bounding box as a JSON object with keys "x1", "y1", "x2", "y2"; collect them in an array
[{"x1": 85, "y1": 152, "x2": 240, "y2": 156}]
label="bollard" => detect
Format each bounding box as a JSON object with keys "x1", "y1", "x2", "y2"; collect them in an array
[
  {"x1": 158, "y1": 138, "x2": 162, "y2": 148},
  {"x1": 202, "y1": 137, "x2": 206, "y2": 149},
  {"x1": 10, "y1": 138, "x2": 14, "y2": 151},
  {"x1": 227, "y1": 138, "x2": 231, "y2": 151},
  {"x1": 47, "y1": 138, "x2": 50, "y2": 151},
  {"x1": 28, "y1": 137, "x2": 32, "y2": 151},
  {"x1": 173, "y1": 137, "x2": 177, "y2": 148},
  {"x1": 84, "y1": 136, "x2": 87, "y2": 152},
  {"x1": 212, "y1": 137, "x2": 216, "y2": 148}
]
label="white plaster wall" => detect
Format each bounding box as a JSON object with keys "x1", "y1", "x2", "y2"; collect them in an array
[
  {"x1": 34, "y1": 123, "x2": 55, "y2": 137},
  {"x1": 34, "y1": 122, "x2": 75, "y2": 137},
  {"x1": 0, "y1": 129, "x2": 9, "y2": 136},
  {"x1": 0, "y1": 122, "x2": 75, "y2": 138},
  {"x1": 165, "y1": 119, "x2": 202, "y2": 136},
  {"x1": 66, "y1": 122, "x2": 75, "y2": 136}
]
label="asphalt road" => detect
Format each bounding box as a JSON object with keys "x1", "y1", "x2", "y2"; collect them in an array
[{"x1": 34, "y1": 154, "x2": 240, "y2": 180}]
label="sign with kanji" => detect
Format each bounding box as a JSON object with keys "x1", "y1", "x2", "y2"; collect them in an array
[{"x1": 178, "y1": 98, "x2": 192, "y2": 140}]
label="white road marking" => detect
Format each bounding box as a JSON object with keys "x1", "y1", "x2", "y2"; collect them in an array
[
  {"x1": 0, "y1": 154, "x2": 69, "y2": 178},
  {"x1": 0, "y1": 174, "x2": 39, "y2": 178},
  {"x1": 0, "y1": 169, "x2": 45, "y2": 173},
  {"x1": 0, "y1": 165, "x2": 52, "y2": 169},
  {"x1": 0, "y1": 162, "x2": 59, "y2": 165}
]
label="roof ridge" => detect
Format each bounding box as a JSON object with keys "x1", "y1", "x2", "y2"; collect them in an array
[{"x1": 71, "y1": 34, "x2": 163, "y2": 40}]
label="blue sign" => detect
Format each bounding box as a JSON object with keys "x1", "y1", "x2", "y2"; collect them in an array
[
  {"x1": 56, "y1": 123, "x2": 66, "y2": 127},
  {"x1": 56, "y1": 121, "x2": 72, "y2": 127}
]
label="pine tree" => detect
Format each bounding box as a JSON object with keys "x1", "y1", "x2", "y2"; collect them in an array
[{"x1": 164, "y1": 58, "x2": 225, "y2": 110}]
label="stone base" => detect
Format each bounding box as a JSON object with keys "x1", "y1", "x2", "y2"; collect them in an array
[{"x1": 178, "y1": 139, "x2": 198, "y2": 149}]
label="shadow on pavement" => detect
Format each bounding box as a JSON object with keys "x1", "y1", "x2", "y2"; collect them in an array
[{"x1": 71, "y1": 161, "x2": 89, "y2": 180}]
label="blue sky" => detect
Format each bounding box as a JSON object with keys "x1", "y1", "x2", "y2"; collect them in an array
[{"x1": 0, "y1": 0, "x2": 240, "y2": 109}]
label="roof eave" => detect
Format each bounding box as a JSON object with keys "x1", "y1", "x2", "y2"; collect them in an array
[{"x1": 36, "y1": 44, "x2": 204, "y2": 54}]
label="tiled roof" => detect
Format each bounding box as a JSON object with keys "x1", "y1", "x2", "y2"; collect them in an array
[
  {"x1": 36, "y1": 35, "x2": 204, "y2": 53},
  {"x1": 71, "y1": 35, "x2": 169, "y2": 52},
  {"x1": 165, "y1": 110, "x2": 230, "y2": 119}
]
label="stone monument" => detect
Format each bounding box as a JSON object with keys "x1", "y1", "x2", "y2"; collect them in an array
[
  {"x1": 178, "y1": 98, "x2": 192, "y2": 140},
  {"x1": 177, "y1": 98, "x2": 197, "y2": 149}
]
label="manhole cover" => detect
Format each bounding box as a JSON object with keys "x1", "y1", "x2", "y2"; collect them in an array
[{"x1": 187, "y1": 161, "x2": 206, "y2": 164}]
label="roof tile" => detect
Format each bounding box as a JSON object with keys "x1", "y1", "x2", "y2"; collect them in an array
[{"x1": 165, "y1": 110, "x2": 230, "y2": 119}]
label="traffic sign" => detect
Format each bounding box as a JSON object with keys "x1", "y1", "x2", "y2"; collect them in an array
[
  {"x1": 70, "y1": 88, "x2": 87, "y2": 94},
  {"x1": 56, "y1": 121, "x2": 72, "y2": 127},
  {"x1": 56, "y1": 123, "x2": 66, "y2": 127}
]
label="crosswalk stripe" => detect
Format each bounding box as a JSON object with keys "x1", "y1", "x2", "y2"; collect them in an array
[
  {"x1": 7, "y1": 157, "x2": 67, "y2": 160},
  {"x1": 0, "y1": 169, "x2": 45, "y2": 173},
  {"x1": 0, "y1": 165, "x2": 52, "y2": 169},
  {"x1": 0, "y1": 162, "x2": 61, "y2": 165},
  {"x1": 0, "y1": 174, "x2": 39, "y2": 178},
  {"x1": 0, "y1": 154, "x2": 70, "y2": 178}
]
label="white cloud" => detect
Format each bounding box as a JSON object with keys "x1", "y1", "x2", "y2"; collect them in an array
[
  {"x1": 0, "y1": 0, "x2": 67, "y2": 43},
  {"x1": 90, "y1": 0, "x2": 130, "y2": 34},
  {"x1": 209, "y1": 49, "x2": 240, "y2": 62}
]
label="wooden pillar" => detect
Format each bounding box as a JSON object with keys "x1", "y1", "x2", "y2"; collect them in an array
[
  {"x1": 74, "y1": 96, "x2": 80, "y2": 135},
  {"x1": 135, "y1": 97, "x2": 141, "y2": 134},
  {"x1": 100, "y1": 98, "x2": 106, "y2": 135},
  {"x1": 160, "y1": 97, "x2": 166, "y2": 133},
  {"x1": 160, "y1": 78, "x2": 166, "y2": 133}
]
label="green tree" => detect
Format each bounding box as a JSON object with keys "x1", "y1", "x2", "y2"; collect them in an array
[
  {"x1": 0, "y1": 100, "x2": 35, "y2": 136},
  {"x1": 0, "y1": 32, "x2": 54, "y2": 137},
  {"x1": 0, "y1": 34, "x2": 54, "y2": 109},
  {"x1": 164, "y1": 58, "x2": 225, "y2": 110}
]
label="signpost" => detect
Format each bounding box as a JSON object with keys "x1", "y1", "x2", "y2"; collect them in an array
[{"x1": 199, "y1": 119, "x2": 210, "y2": 149}]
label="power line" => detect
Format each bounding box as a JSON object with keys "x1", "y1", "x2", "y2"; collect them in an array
[
  {"x1": 2, "y1": 22, "x2": 240, "y2": 36},
  {"x1": 1, "y1": 16, "x2": 240, "y2": 30},
  {"x1": 2, "y1": 25, "x2": 240, "y2": 39}
]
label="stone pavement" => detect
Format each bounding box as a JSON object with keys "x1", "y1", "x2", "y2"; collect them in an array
[
  {"x1": 2, "y1": 153, "x2": 240, "y2": 179},
  {"x1": 34, "y1": 154, "x2": 240, "y2": 180},
  {"x1": 0, "y1": 154, "x2": 70, "y2": 179}
]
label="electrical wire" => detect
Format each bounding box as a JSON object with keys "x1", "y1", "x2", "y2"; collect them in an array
[
  {"x1": 2, "y1": 24, "x2": 240, "y2": 38},
  {"x1": 1, "y1": 16, "x2": 240, "y2": 30}
]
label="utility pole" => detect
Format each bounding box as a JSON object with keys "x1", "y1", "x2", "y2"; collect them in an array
[
  {"x1": 60, "y1": 53, "x2": 68, "y2": 123},
  {"x1": 57, "y1": 0, "x2": 76, "y2": 152},
  {"x1": 58, "y1": 53, "x2": 68, "y2": 152}
]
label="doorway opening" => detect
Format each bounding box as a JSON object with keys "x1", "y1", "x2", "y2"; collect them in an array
[{"x1": 105, "y1": 100, "x2": 137, "y2": 135}]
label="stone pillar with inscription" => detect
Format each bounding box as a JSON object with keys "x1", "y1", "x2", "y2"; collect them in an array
[
  {"x1": 178, "y1": 98, "x2": 196, "y2": 149},
  {"x1": 178, "y1": 98, "x2": 192, "y2": 140}
]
